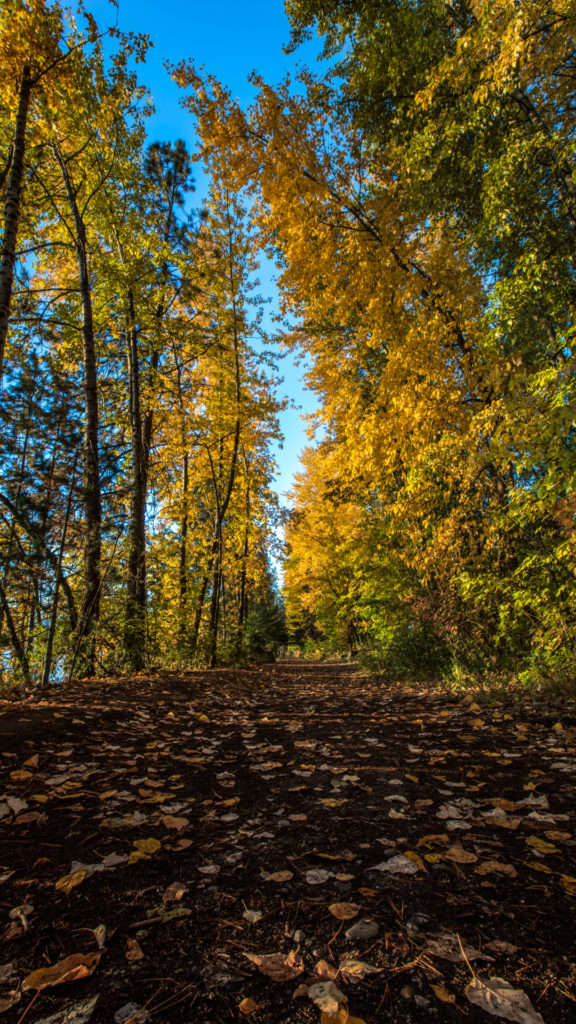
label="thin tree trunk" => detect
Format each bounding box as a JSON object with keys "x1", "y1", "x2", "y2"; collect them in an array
[
  {"x1": 0, "y1": 579, "x2": 31, "y2": 685},
  {"x1": 208, "y1": 530, "x2": 222, "y2": 669},
  {"x1": 190, "y1": 558, "x2": 213, "y2": 655},
  {"x1": 124, "y1": 289, "x2": 146, "y2": 669},
  {"x1": 42, "y1": 453, "x2": 78, "y2": 688},
  {"x1": 0, "y1": 64, "x2": 32, "y2": 386},
  {"x1": 53, "y1": 145, "x2": 101, "y2": 674},
  {"x1": 178, "y1": 451, "x2": 189, "y2": 643}
]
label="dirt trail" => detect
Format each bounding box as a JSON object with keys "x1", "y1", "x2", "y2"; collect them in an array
[{"x1": 0, "y1": 662, "x2": 574, "y2": 1023}]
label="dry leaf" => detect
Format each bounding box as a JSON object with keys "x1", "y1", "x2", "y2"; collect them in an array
[
  {"x1": 306, "y1": 868, "x2": 333, "y2": 884},
  {"x1": 430, "y1": 983, "x2": 456, "y2": 1004},
  {"x1": 238, "y1": 997, "x2": 259, "y2": 1015},
  {"x1": 475, "y1": 861, "x2": 518, "y2": 878},
  {"x1": 264, "y1": 870, "x2": 293, "y2": 883},
  {"x1": 560, "y1": 874, "x2": 576, "y2": 896},
  {"x1": 525, "y1": 836, "x2": 558, "y2": 855},
  {"x1": 338, "y1": 959, "x2": 382, "y2": 983},
  {"x1": 55, "y1": 869, "x2": 87, "y2": 894},
  {"x1": 320, "y1": 1006, "x2": 349, "y2": 1024},
  {"x1": 328, "y1": 902, "x2": 360, "y2": 920},
  {"x1": 312, "y1": 960, "x2": 339, "y2": 981},
  {"x1": 425, "y1": 931, "x2": 493, "y2": 963},
  {"x1": 308, "y1": 981, "x2": 347, "y2": 1015},
  {"x1": 243, "y1": 909, "x2": 263, "y2": 924},
  {"x1": 370, "y1": 855, "x2": 419, "y2": 875},
  {"x1": 163, "y1": 882, "x2": 189, "y2": 904},
  {"x1": 444, "y1": 846, "x2": 478, "y2": 864},
  {"x1": 465, "y1": 977, "x2": 545, "y2": 1023},
  {"x1": 22, "y1": 952, "x2": 101, "y2": 991},
  {"x1": 160, "y1": 815, "x2": 188, "y2": 831},
  {"x1": 133, "y1": 837, "x2": 161, "y2": 854},
  {"x1": 126, "y1": 938, "x2": 144, "y2": 961},
  {"x1": 244, "y1": 950, "x2": 304, "y2": 981}
]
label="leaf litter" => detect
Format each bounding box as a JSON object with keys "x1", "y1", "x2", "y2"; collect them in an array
[{"x1": 0, "y1": 662, "x2": 574, "y2": 1023}]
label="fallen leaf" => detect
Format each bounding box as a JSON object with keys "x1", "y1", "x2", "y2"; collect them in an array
[
  {"x1": 525, "y1": 836, "x2": 558, "y2": 855},
  {"x1": 425, "y1": 931, "x2": 493, "y2": 963},
  {"x1": 163, "y1": 882, "x2": 189, "y2": 903},
  {"x1": 525, "y1": 860, "x2": 553, "y2": 874},
  {"x1": 306, "y1": 868, "x2": 332, "y2": 884},
  {"x1": 264, "y1": 870, "x2": 293, "y2": 883},
  {"x1": 320, "y1": 1007, "x2": 349, "y2": 1024},
  {"x1": 133, "y1": 837, "x2": 161, "y2": 854},
  {"x1": 560, "y1": 874, "x2": 576, "y2": 896},
  {"x1": 465, "y1": 977, "x2": 545, "y2": 1023},
  {"x1": 444, "y1": 846, "x2": 478, "y2": 864},
  {"x1": 244, "y1": 950, "x2": 305, "y2": 982},
  {"x1": 126, "y1": 938, "x2": 144, "y2": 961},
  {"x1": 370, "y1": 855, "x2": 419, "y2": 875},
  {"x1": 474, "y1": 861, "x2": 518, "y2": 878},
  {"x1": 308, "y1": 981, "x2": 347, "y2": 1015},
  {"x1": 430, "y1": 984, "x2": 456, "y2": 1004},
  {"x1": 22, "y1": 952, "x2": 101, "y2": 991},
  {"x1": 243, "y1": 909, "x2": 263, "y2": 924},
  {"x1": 328, "y1": 902, "x2": 360, "y2": 921},
  {"x1": 198, "y1": 863, "x2": 220, "y2": 876},
  {"x1": 55, "y1": 869, "x2": 87, "y2": 894},
  {"x1": 338, "y1": 959, "x2": 382, "y2": 983},
  {"x1": 160, "y1": 815, "x2": 188, "y2": 831},
  {"x1": 238, "y1": 997, "x2": 259, "y2": 1015}
]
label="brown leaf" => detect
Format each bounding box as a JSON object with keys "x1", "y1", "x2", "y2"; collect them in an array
[
  {"x1": 160, "y1": 815, "x2": 189, "y2": 832},
  {"x1": 475, "y1": 861, "x2": 517, "y2": 878},
  {"x1": 163, "y1": 882, "x2": 189, "y2": 904},
  {"x1": 465, "y1": 977, "x2": 545, "y2": 1023},
  {"x1": 328, "y1": 902, "x2": 360, "y2": 921},
  {"x1": 244, "y1": 950, "x2": 304, "y2": 981},
  {"x1": 22, "y1": 952, "x2": 101, "y2": 991},
  {"x1": 238, "y1": 997, "x2": 259, "y2": 1015},
  {"x1": 126, "y1": 938, "x2": 144, "y2": 961},
  {"x1": 430, "y1": 983, "x2": 456, "y2": 1004}
]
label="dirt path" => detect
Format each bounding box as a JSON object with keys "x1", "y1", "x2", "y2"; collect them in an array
[{"x1": 0, "y1": 662, "x2": 574, "y2": 1024}]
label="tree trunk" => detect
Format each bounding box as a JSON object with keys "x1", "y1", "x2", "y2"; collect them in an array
[
  {"x1": 178, "y1": 451, "x2": 189, "y2": 644},
  {"x1": 190, "y1": 558, "x2": 213, "y2": 655},
  {"x1": 0, "y1": 64, "x2": 32, "y2": 386},
  {"x1": 42, "y1": 454, "x2": 78, "y2": 687},
  {"x1": 54, "y1": 146, "x2": 101, "y2": 675},
  {"x1": 123, "y1": 289, "x2": 147, "y2": 669},
  {"x1": 0, "y1": 579, "x2": 31, "y2": 685}
]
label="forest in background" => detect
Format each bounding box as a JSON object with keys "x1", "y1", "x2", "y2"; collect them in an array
[
  {"x1": 0, "y1": 0, "x2": 288, "y2": 686},
  {"x1": 2, "y1": 0, "x2": 576, "y2": 692}
]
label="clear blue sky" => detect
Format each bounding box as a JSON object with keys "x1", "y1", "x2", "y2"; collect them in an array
[{"x1": 90, "y1": 0, "x2": 324, "y2": 500}]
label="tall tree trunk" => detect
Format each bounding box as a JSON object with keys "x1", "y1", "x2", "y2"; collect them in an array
[
  {"x1": 124, "y1": 289, "x2": 147, "y2": 669},
  {"x1": 54, "y1": 146, "x2": 101, "y2": 674},
  {"x1": 0, "y1": 64, "x2": 32, "y2": 386},
  {"x1": 0, "y1": 579, "x2": 31, "y2": 685},
  {"x1": 42, "y1": 454, "x2": 78, "y2": 688},
  {"x1": 208, "y1": 529, "x2": 222, "y2": 669},
  {"x1": 178, "y1": 451, "x2": 189, "y2": 644},
  {"x1": 190, "y1": 558, "x2": 213, "y2": 655}
]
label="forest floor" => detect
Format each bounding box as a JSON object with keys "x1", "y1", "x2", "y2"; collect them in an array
[{"x1": 0, "y1": 662, "x2": 575, "y2": 1024}]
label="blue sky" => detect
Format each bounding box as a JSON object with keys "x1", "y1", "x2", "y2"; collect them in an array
[{"x1": 89, "y1": 0, "x2": 324, "y2": 500}]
